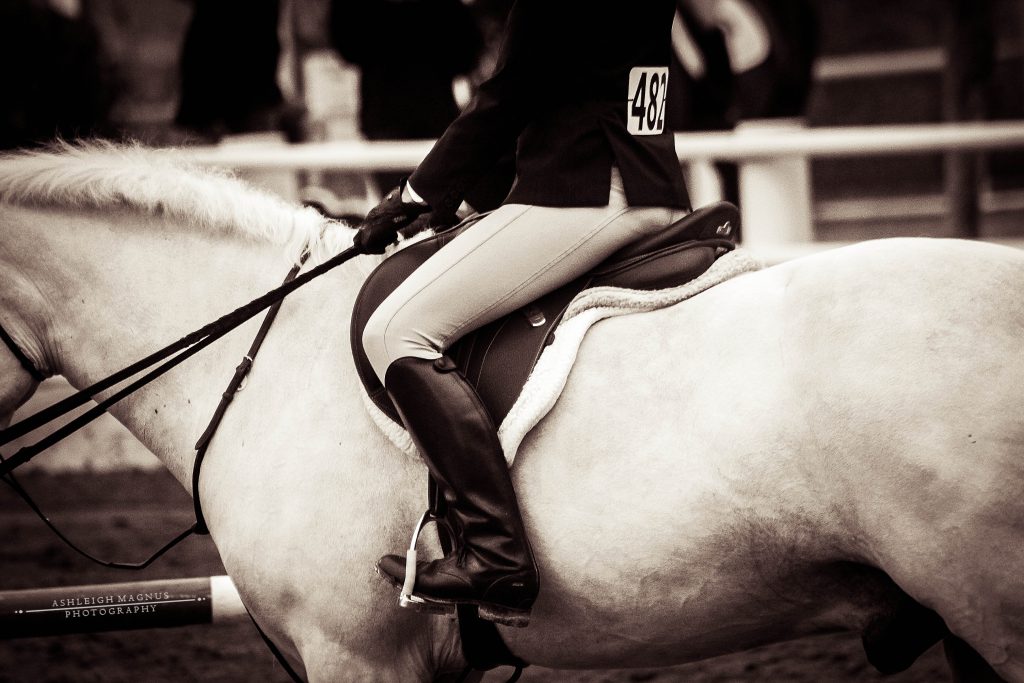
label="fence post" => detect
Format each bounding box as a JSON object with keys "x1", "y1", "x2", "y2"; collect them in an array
[
  {"x1": 683, "y1": 159, "x2": 725, "y2": 209},
  {"x1": 941, "y1": 0, "x2": 993, "y2": 238},
  {"x1": 735, "y1": 118, "x2": 813, "y2": 247}
]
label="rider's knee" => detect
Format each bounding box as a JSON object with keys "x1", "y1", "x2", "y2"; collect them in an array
[{"x1": 362, "y1": 308, "x2": 443, "y2": 382}]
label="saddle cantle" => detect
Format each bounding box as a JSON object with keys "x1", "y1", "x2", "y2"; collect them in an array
[{"x1": 351, "y1": 201, "x2": 739, "y2": 426}]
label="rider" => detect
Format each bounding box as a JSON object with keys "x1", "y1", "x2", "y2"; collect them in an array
[{"x1": 355, "y1": 0, "x2": 690, "y2": 626}]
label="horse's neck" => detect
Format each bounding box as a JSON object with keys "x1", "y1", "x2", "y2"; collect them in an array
[{"x1": 9, "y1": 205, "x2": 344, "y2": 486}]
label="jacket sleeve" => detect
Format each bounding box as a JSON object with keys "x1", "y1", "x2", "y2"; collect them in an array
[{"x1": 408, "y1": 0, "x2": 563, "y2": 213}]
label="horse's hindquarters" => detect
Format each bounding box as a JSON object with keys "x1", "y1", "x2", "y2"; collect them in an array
[{"x1": 505, "y1": 240, "x2": 1024, "y2": 676}]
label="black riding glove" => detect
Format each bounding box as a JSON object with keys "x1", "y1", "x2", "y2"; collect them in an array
[{"x1": 353, "y1": 183, "x2": 430, "y2": 254}]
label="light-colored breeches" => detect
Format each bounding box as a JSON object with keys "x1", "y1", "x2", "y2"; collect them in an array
[{"x1": 363, "y1": 171, "x2": 688, "y2": 383}]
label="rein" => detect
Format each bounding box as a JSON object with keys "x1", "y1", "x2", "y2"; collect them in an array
[
  {"x1": 0, "y1": 239, "x2": 361, "y2": 683},
  {"x1": 0, "y1": 243, "x2": 359, "y2": 567},
  {"x1": 0, "y1": 245, "x2": 357, "y2": 471},
  {"x1": 0, "y1": 235, "x2": 521, "y2": 682}
]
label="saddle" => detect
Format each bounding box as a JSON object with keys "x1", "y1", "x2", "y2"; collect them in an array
[{"x1": 351, "y1": 201, "x2": 739, "y2": 427}]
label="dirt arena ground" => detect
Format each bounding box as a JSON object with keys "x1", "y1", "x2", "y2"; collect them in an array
[{"x1": 0, "y1": 470, "x2": 953, "y2": 683}]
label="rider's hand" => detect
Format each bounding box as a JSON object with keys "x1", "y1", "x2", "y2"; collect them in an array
[{"x1": 353, "y1": 182, "x2": 429, "y2": 254}]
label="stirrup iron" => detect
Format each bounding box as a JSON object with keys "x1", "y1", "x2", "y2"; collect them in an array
[{"x1": 398, "y1": 508, "x2": 455, "y2": 614}]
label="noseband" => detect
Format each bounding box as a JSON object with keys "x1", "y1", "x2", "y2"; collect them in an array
[{"x1": 0, "y1": 323, "x2": 46, "y2": 382}]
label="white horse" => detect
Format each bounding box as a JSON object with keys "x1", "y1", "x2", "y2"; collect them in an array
[{"x1": 1, "y1": 143, "x2": 1022, "y2": 682}]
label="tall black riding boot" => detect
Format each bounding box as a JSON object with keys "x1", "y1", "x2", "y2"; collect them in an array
[{"x1": 376, "y1": 355, "x2": 540, "y2": 627}]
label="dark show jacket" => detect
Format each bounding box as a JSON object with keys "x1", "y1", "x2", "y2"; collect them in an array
[{"x1": 410, "y1": 0, "x2": 691, "y2": 214}]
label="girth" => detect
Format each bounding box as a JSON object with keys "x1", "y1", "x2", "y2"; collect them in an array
[{"x1": 351, "y1": 201, "x2": 739, "y2": 427}]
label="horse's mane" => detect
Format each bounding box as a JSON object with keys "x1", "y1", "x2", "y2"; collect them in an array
[{"x1": 0, "y1": 140, "x2": 355, "y2": 265}]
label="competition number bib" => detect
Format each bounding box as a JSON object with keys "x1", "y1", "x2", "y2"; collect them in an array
[{"x1": 626, "y1": 66, "x2": 668, "y2": 136}]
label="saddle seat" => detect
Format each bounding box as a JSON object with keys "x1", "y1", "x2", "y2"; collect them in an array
[{"x1": 351, "y1": 201, "x2": 739, "y2": 427}]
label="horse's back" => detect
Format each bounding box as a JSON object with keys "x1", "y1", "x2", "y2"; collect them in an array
[{"x1": 516, "y1": 237, "x2": 1024, "y2": 674}]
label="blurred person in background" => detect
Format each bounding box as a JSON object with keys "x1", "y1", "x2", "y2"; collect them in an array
[
  {"x1": 0, "y1": 0, "x2": 113, "y2": 149},
  {"x1": 176, "y1": 0, "x2": 300, "y2": 141},
  {"x1": 667, "y1": 0, "x2": 817, "y2": 213},
  {"x1": 329, "y1": 0, "x2": 483, "y2": 194},
  {"x1": 463, "y1": 0, "x2": 514, "y2": 88}
]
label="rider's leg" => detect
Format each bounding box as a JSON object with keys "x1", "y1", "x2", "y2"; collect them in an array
[
  {"x1": 377, "y1": 353, "x2": 538, "y2": 626},
  {"x1": 363, "y1": 171, "x2": 685, "y2": 625}
]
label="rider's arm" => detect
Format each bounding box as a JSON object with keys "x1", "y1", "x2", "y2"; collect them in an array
[{"x1": 407, "y1": 0, "x2": 562, "y2": 214}]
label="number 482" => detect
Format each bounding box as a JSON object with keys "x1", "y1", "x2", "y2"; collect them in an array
[{"x1": 630, "y1": 69, "x2": 667, "y2": 134}]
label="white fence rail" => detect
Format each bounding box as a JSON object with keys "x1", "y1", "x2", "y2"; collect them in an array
[
  {"x1": 183, "y1": 122, "x2": 1024, "y2": 168},
  {"x1": 10, "y1": 122, "x2": 1024, "y2": 474},
  {"x1": 181, "y1": 120, "x2": 1024, "y2": 253},
  {"x1": 676, "y1": 121, "x2": 1024, "y2": 159}
]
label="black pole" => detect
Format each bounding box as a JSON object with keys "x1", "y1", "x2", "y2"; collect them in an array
[{"x1": 942, "y1": 0, "x2": 994, "y2": 238}]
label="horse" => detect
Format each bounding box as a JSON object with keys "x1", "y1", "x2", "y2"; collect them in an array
[{"x1": 1, "y1": 142, "x2": 1022, "y2": 683}]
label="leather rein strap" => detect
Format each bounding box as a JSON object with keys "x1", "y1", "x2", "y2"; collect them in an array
[
  {"x1": 0, "y1": 245, "x2": 357, "y2": 475},
  {"x1": 190, "y1": 261, "x2": 300, "y2": 535},
  {"x1": 0, "y1": 260, "x2": 306, "y2": 572},
  {"x1": 0, "y1": 244, "x2": 359, "y2": 567},
  {"x1": 0, "y1": 241, "x2": 517, "y2": 683},
  {"x1": 0, "y1": 246, "x2": 361, "y2": 683}
]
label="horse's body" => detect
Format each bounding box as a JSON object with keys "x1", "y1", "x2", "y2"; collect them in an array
[{"x1": 1, "y1": 145, "x2": 1022, "y2": 682}]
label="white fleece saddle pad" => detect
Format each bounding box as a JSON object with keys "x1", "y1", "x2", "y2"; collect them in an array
[{"x1": 363, "y1": 248, "x2": 762, "y2": 465}]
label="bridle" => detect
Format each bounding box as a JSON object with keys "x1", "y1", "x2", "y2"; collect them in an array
[
  {"x1": 0, "y1": 243, "x2": 359, "y2": 683},
  {"x1": 0, "y1": 243, "x2": 359, "y2": 554},
  {"x1": 0, "y1": 238, "x2": 527, "y2": 683}
]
